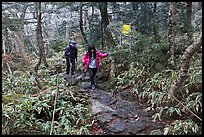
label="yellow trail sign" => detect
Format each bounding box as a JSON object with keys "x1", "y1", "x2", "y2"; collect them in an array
[{"x1": 122, "y1": 24, "x2": 131, "y2": 34}]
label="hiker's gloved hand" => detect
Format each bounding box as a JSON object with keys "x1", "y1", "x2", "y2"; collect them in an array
[{"x1": 108, "y1": 52, "x2": 112, "y2": 55}]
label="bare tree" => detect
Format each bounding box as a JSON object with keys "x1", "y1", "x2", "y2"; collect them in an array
[
  {"x1": 9, "y1": 30, "x2": 30, "y2": 66},
  {"x1": 169, "y1": 33, "x2": 202, "y2": 96},
  {"x1": 79, "y1": 2, "x2": 88, "y2": 44},
  {"x1": 153, "y1": 2, "x2": 159, "y2": 43},
  {"x1": 198, "y1": 2, "x2": 202, "y2": 10},
  {"x1": 9, "y1": 3, "x2": 30, "y2": 66},
  {"x1": 99, "y1": 2, "x2": 116, "y2": 48},
  {"x1": 168, "y1": 2, "x2": 177, "y2": 67},
  {"x1": 34, "y1": 2, "x2": 48, "y2": 72},
  {"x1": 132, "y1": 2, "x2": 139, "y2": 11},
  {"x1": 186, "y1": 2, "x2": 193, "y2": 45}
]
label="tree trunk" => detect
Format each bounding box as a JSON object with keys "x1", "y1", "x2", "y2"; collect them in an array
[
  {"x1": 132, "y1": 2, "x2": 138, "y2": 11},
  {"x1": 186, "y1": 2, "x2": 193, "y2": 45},
  {"x1": 198, "y1": 2, "x2": 202, "y2": 10},
  {"x1": 101, "y1": 20, "x2": 104, "y2": 49},
  {"x1": 88, "y1": 3, "x2": 95, "y2": 44},
  {"x1": 34, "y1": 2, "x2": 48, "y2": 72},
  {"x1": 8, "y1": 29, "x2": 30, "y2": 66},
  {"x1": 112, "y1": 2, "x2": 119, "y2": 20},
  {"x1": 99, "y1": 2, "x2": 116, "y2": 47},
  {"x1": 153, "y1": 2, "x2": 159, "y2": 43},
  {"x1": 79, "y1": 2, "x2": 88, "y2": 44},
  {"x1": 14, "y1": 31, "x2": 30, "y2": 65},
  {"x1": 10, "y1": 3, "x2": 30, "y2": 66},
  {"x1": 168, "y1": 2, "x2": 177, "y2": 67},
  {"x1": 169, "y1": 33, "x2": 202, "y2": 96}
]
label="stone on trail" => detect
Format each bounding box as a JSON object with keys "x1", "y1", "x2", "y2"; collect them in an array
[
  {"x1": 107, "y1": 98, "x2": 117, "y2": 105},
  {"x1": 111, "y1": 109, "x2": 129, "y2": 119},
  {"x1": 107, "y1": 119, "x2": 126, "y2": 133},
  {"x1": 79, "y1": 81, "x2": 90, "y2": 89},
  {"x1": 149, "y1": 129, "x2": 163, "y2": 135},
  {"x1": 127, "y1": 120, "x2": 146, "y2": 135},
  {"x1": 96, "y1": 95, "x2": 112, "y2": 105},
  {"x1": 115, "y1": 100, "x2": 139, "y2": 114},
  {"x1": 90, "y1": 100, "x2": 114, "y2": 115},
  {"x1": 97, "y1": 112, "x2": 113, "y2": 124},
  {"x1": 117, "y1": 90, "x2": 136, "y2": 102}
]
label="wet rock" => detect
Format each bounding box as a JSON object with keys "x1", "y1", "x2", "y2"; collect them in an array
[
  {"x1": 107, "y1": 120, "x2": 126, "y2": 133},
  {"x1": 82, "y1": 76, "x2": 90, "y2": 81},
  {"x1": 107, "y1": 98, "x2": 117, "y2": 105},
  {"x1": 143, "y1": 119, "x2": 164, "y2": 129},
  {"x1": 90, "y1": 100, "x2": 114, "y2": 115},
  {"x1": 116, "y1": 100, "x2": 139, "y2": 115},
  {"x1": 97, "y1": 112, "x2": 113, "y2": 124},
  {"x1": 89, "y1": 90, "x2": 113, "y2": 104},
  {"x1": 79, "y1": 82, "x2": 90, "y2": 89},
  {"x1": 93, "y1": 89, "x2": 111, "y2": 95},
  {"x1": 115, "y1": 100, "x2": 128, "y2": 109},
  {"x1": 90, "y1": 92, "x2": 108, "y2": 99},
  {"x1": 127, "y1": 120, "x2": 146, "y2": 135},
  {"x1": 99, "y1": 96, "x2": 112, "y2": 104},
  {"x1": 91, "y1": 93, "x2": 100, "y2": 99},
  {"x1": 149, "y1": 129, "x2": 163, "y2": 135},
  {"x1": 135, "y1": 109, "x2": 152, "y2": 117},
  {"x1": 118, "y1": 91, "x2": 136, "y2": 102},
  {"x1": 111, "y1": 109, "x2": 129, "y2": 119}
]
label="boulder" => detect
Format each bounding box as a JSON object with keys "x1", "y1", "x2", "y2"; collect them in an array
[
  {"x1": 127, "y1": 120, "x2": 146, "y2": 135},
  {"x1": 97, "y1": 112, "x2": 113, "y2": 124},
  {"x1": 90, "y1": 100, "x2": 114, "y2": 115},
  {"x1": 107, "y1": 120, "x2": 126, "y2": 133},
  {"x1": 149, "y1": 129, "x2": 163, "y2": 135}
]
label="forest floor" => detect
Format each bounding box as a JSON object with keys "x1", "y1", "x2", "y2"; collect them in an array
[{"x1": 63, "y1": 72, "x2": 165, "y2": 135}]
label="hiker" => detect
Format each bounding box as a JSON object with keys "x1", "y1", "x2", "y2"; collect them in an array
[
  {"x1": 82, "y1": 44, "x2": 109, "y2": 89},
  {"x1": 64, "y1": 40, "x2": 78, "y2": 76}
]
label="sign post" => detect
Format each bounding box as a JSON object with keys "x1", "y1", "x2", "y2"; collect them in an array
[{"x1": 121, "y1": 24, "x2": 131, "y2": 46}]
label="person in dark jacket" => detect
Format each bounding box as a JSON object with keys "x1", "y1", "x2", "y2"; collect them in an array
[{"x1": 64, "y1": 40, "x2": 78, "y2": 76}]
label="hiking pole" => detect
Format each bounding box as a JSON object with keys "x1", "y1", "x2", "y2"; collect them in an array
[
  {"x1": 83, "y1": 70, "x2": 86, "y2": 87},
  {"x1": 71, "y1": 73, "x2": 73, "y2": 85},
  {"x1": 50, "y1": 74, "x2": 59, "y2": 135}
]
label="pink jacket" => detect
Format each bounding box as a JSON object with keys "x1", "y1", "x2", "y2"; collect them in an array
[{"x1": 82, "y1": 50, "x2": 109, "y2": 70}]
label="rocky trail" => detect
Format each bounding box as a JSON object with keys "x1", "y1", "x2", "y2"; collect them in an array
[{"x1": 63, "y1": 72, "x2": 165, "y2": 135}]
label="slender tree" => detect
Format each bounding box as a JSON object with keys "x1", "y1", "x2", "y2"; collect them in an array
[
  {"x1": 79, "y1": 2, "x2": 88, "y2": 44},
  {"x1": 168, "y1": 2, "x2": 177, "y2": 67},
  {"x1": 99, "y1": 2, "x2": 116, "y2": 48},
  {"x1": 34, "y1": 2, "x2": 48, "y2": 72},
  {"x1": 132, "y1": 2, "x2": 138, "y2": 11},
  {"x1": 8, "y1": 3, "x2": 30, "y2": 66},
  {"x1": 169, "y1": 33, "x2": 202, "y2": 96},
  {"x1": 186, "y1": 2, "x2": 193, "y2": 45},
  {"x1": 198, "y1": 2, "x2": 202, "y2": 10},
  {"x1": 153, "y1": 2, "x2": 159, "y2": 43}
]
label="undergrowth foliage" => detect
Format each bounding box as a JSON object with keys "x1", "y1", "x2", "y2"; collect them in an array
[
  {"x1": 107, "y1": 32, "x2": 202, "y2": 135},
  {"x1": 2, "y1": 54, "x2": 92, "y2": 135},
  {"x1": 2, "y1": 92, "x2": 91, "y2": 135}
]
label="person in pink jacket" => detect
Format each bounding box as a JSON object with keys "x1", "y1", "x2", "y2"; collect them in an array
[{"x1": 82, "y1": 44, "x2": 109, "y2": 89}]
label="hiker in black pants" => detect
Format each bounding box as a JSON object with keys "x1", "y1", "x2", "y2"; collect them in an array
[
  {"x1": 64, "y1": 40, "x2": 78, "y2": 76},
  {"x1": 82, "y1": 44, "x2": 109, "y2": 89}
]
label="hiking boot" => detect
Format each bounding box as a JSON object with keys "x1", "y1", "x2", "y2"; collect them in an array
[
  {"x1": 91, "y1": 85, "x2": 96, "y2": 90},
  {"x1": 71, "y1": 72, "x2": 75, "y2": 77},
  {"x1": 65, "y1": 72, "x2": 69, "y2": 75}
]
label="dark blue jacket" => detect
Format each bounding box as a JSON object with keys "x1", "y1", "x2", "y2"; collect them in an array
[{"x1": 64, "y1": 45, "x2": 77, "y2": 60}]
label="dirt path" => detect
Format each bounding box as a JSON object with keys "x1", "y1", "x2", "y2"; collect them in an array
[{"x1": 64, "y1": 73, "x2": 165, "y2": 135}]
